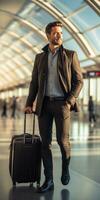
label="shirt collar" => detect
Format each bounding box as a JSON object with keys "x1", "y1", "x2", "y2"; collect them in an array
[{"x1": 48, "y1": 47, "x2": 59, "y2": 55}]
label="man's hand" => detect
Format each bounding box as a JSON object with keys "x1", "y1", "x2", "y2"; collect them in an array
[
  {"x1": 24, "y1": 106, "x2": 33, "y2": 114},
  {"x1": 67, "y1": 103, "x2": 71, "y2": 110}
]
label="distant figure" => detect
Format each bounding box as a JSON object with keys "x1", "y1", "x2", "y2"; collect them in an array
[
  {"x1": 1, "y1": 100, "x2": 7, "y2": 117},
  {"x1": 11, "y1": 96, "x2": 17, "y2": 118},
  {"x1": 88, "y1": 96, "x2": 96, "y2": 123}
]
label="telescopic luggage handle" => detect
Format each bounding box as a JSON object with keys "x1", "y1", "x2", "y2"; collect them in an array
[{"x1": 24, "y1": 112, "x2": 36, "y2": 143}]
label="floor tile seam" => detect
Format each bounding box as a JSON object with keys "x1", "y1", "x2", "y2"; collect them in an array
[{"x1": 70, "y1": 169, "x2": 100, "y2": 188}]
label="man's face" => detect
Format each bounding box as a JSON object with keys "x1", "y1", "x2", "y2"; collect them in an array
[{"x1": 47, "y1": 26, "x2": 63, "y2": 46}]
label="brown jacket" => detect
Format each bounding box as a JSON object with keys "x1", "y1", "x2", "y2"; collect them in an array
[{"x1": 26, "y1": 45, "x2": 83, "y2": 116}]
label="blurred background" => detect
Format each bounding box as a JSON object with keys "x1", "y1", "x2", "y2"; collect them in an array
[{"x1": 0, "y1": 1, "x2": 100, "y2": 199}]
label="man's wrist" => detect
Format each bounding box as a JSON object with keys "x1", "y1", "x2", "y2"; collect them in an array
[
  {"x1": 67, "y1": 101, "x2": 71, "y2": 106},
  {"x1": 67, "y1": 102, "x2": 71, "y2": 109}
]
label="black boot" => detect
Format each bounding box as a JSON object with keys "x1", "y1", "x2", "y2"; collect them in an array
[
  {"x1": 61, "y1": 158, "x2": 70, "y2": 185},
  {"x1": 37, "y1": 179, "x2": 54, "y2": 193}
]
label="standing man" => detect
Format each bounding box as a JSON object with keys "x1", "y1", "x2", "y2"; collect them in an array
[
  {"x1": 88, "y1": 96, "x2": 96, "y2": 123},
  {"x1": 24, "y1": 21, "x2": 83, "y2": 193},
  {"x1": 11, "y1": 96, "x2": 17, "y2": 118}
]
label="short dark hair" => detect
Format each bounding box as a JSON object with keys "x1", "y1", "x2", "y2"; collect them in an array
[{"x1": 45, "y1": 21, "x2": 62, "y2": 34}]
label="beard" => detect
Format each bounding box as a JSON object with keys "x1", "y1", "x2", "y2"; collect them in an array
[{"x1": 52, "y1": 38, "x2": 62, "y2": 45}]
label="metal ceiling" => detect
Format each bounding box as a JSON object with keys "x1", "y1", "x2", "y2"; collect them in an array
[{"x1": 0, "y1": 0, "x2": 100, "y2": 91}]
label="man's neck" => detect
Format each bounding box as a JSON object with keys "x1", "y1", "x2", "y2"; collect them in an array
[{"x1": 49, "y1": 44, "x2": 59, "y2": 54}]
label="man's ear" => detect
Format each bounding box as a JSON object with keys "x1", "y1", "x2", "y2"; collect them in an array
[{"x1": 46, "y1": 33, "x2": 50, "y2": 41}]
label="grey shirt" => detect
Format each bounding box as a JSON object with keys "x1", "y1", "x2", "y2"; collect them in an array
[{"x1": 45, "y1": 48, "x2": 64, "y2": 97}]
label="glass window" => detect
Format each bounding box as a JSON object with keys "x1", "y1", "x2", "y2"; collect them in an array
[
  {"x1": 3, "y1": 63, "x2": 19, "y2": 81},
  {"x1": 20, "y1": 2, "x2": 36, "y2": 17},
  {"x1": 14, "y1": 40, "x2": 29, "y2": 52},
  {"x1": 80, "y1": 60, "x2": 95, "y2": 67},
  {"x1": 13, "y1": 55, "x2": 28, "y2": 65},
  {"x1": 9, "y1": 21, "x2": 19, "y2": 29},
  {"x1": 14, "y1": 23, "x2": 30, "y2": 36},
  {"x1": 6, "y1": 61, "x2": 15, "y2": 68},
  {"x1": 51, "y1": 0, "x2": 85, "y2": 15},
  {"x1": 3, "y1": 49, "x2": 15, "y2": 58},
  {"x1": 23, "y1": 49, "x2": 35, "y2": 60},
  {"x1": 63, "y1": 28, "x2": 71, "y2": 41},
  {"x1": 21, "y1": 65, "x2": 32, "y2": 76},
  {"x1": 84, "y1": 27, "x2": 100, "y2": 54},
  {"x1": 21, "y1": 3, "x2": 55, "y2": 30},
  {"x1": 29, "y1": 9, "x2": 55, "y2": 30},
  {"x1": 25, "y1": 32, "x2": 44, "y2": 46},
  {"x1": 14, "y1": 68, "x2": 25, "y2": 79},
  {"x1": 1, "y1": 33, "x2": 17, "y2": 45},
  {"x1": 22, "y1": 51, "x2": 33, "y2": 63},
  {"x1": 36, "y1": 42, "x2": 46, "y2": 50},
  {"x1": 70, "y1": 6, "x2": 100, "y2": 31},
  {"x1": 9, "y1": 21, "x2": 30, "y2": 36},
  {"x1": 0, "y1": 66, "x2": 12, "y2": 81},
  {"x1": 64, "y1": 39, "x2": 86, "y2": 60}
]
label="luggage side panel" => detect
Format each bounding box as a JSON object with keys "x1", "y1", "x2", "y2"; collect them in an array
[{"x1": 9, "y1": 135, "x2": 41, "y2": 185}]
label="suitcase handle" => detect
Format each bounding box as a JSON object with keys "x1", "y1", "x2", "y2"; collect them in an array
[{"x1": 24, "y1": 112, "x2": 36, "y2": 143}]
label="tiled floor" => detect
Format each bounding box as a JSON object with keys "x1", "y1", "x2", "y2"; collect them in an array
[{"x1": 0, "y1": 113, "x2": 100, "y2": 200}]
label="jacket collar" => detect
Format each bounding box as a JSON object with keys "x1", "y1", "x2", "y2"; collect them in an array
[
  {"x1": 42, "y1": 44, "x2": 64, "y2": 52},
  {"x1": 42, "y1": 44, "x2": 49, "y2": 52},
  {"x1": 42, "y1": 44, "x2": 69, "y2": 62}
]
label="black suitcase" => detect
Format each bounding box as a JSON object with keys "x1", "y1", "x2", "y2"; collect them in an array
[{"x1": 9, "y1": 112, "x2": 42, "y2": 187}]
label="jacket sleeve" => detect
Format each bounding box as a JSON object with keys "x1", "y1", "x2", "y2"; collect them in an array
[
  {"x1": 25, "y1": 55, "x2": 39, "y2": 107},
  {"x1": 67, "y1": 51, "x2": 83, "y2": 106}
]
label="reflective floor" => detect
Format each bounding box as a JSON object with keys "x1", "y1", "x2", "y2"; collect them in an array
[{"x1": 0, "y1": 112, "x2": 100, "y2": 200}]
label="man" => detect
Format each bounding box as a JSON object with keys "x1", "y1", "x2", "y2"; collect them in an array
[
  {"x1": 24, "y1": 21, "x2": 83, "y2": 193},
  {"x1": 88, "y1": 96, "x2": 96, "y2": 123}
]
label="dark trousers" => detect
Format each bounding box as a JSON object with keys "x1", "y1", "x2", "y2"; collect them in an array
[
  {"x1": 38, "y1": 98, "x2": 71, "y2": 180},
  {"x1": 89, "y1": 111, "x2": 96, "y2": 123}
]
